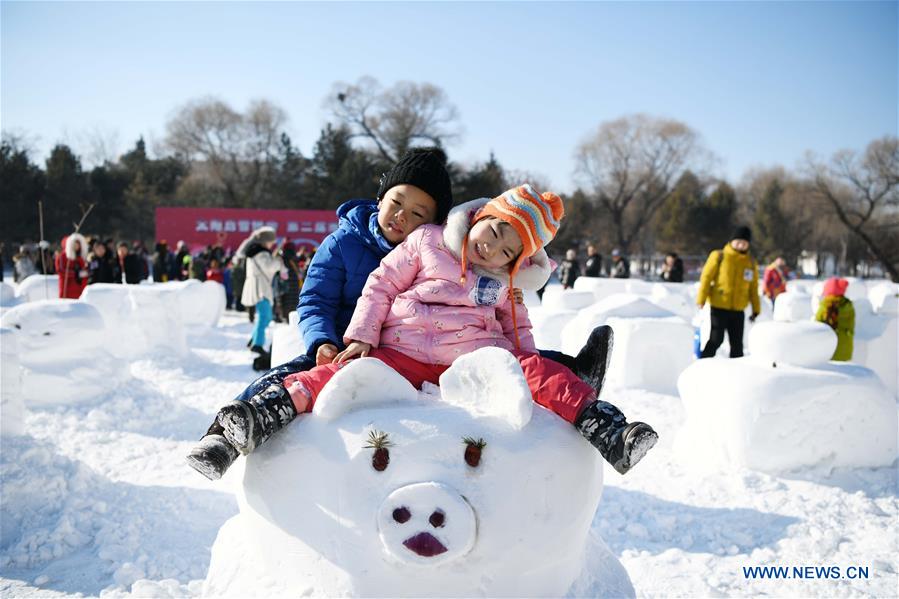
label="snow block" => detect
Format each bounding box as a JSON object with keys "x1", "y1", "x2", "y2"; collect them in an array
[
  {"x1": 0, "y1": 300, "x2": 127, "y2": 406},
  {"x1": 748, "y1": 321, "x2": 836, "y2": 367},
  {"x1": 15, "y1": 275, "x2": 58, "y2": 303},
  {"x1": 0, "y1": 327, "x2": 25, "y2": 436},
  {"x1": 604, "y1": 316, "x2": 695, "y2": 393},
  {"x1": 650, "y1": 283, "x2": 697, "y2": 321},
  {"x1": 868, "y1": 282, "x2": 898, "y2": 315},
  {"x1": 572, "y1": 276, "x2": 631, "y2": 301},
  {"x1": 529, "y1": 306, "x2": 577, "y2": 352},
  {"x1": 540, "y1": 288, "x2": 596, "y2": 312},
  {"x1": 204, "y1": 348, "x2": 631, "y2": 598},
  {"x1": 169, "y1": 279, "x2": 226, "y2": 328},
  {"x1": 772, "y1": 290, "x2": 813, "y2": 322},
  {"x1": 676, "y1": 357, "x2": 897, "y2": 472},
  {"x1": 853, "y1": 309, "x2": 898, "y2": 397},
  {"x1": 81, "y1": 283, "x2": 187, "y2": 359},
  {"x1": 561, "y1": 293, "x2": 676, "y2": 357}
]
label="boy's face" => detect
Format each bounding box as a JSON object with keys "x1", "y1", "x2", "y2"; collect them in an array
[
  {"x1": 377, "y1": 184, "x2": 437, "y2": 244},
  {"x1": 467, "y1": 217, "x2": 524, "y2": 270},
  {"x1": 730, "y1": 239, "x2": 750, "y2": 252}
]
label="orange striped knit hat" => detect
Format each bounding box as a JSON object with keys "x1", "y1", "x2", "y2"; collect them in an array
[{"x1": 475, "y1": 183, "x2": 565, "y2": 277}]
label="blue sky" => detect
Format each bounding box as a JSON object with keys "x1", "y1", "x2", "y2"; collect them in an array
[{"x1": 2, "y1": 1, "x2": 896, "y2": 193}]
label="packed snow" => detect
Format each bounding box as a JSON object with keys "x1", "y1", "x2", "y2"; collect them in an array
[{"x1": 1, "y1": 277, "x2": 897, "y2": 598}]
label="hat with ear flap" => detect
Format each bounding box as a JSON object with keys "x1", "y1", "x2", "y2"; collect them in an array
[{"x1": 465, "y1": 183, "x2": 565, "y2": 350}]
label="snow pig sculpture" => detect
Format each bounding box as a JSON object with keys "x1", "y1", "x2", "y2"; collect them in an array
[{"x1": 204, "y1": 347, "x2": 633, "y2": 598}]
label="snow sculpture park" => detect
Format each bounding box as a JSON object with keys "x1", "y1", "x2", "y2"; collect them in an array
[{"x1": 0, "y1": 276, "x2": 896, "y2": 598}]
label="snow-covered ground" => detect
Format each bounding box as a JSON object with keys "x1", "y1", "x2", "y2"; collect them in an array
[{"x1": 2, "y1": 303, "x2": 898, "y2": 597}]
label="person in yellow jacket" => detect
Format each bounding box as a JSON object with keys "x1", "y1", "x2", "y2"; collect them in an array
[{"x1": 696, "y1": 226, "x2": 761, "y2": 358}]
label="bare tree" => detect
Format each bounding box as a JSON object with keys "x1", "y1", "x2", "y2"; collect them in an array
[
  {"x1": 806, "y1": 136, "x2": 899, "y2": 281},
  {"x1": 574, "y1": 114, "x2": 710, "y2": 252},
  {"x1": 326, "y1": 76, "x2": 461, "y2": 163},
  {"x1": 165, "y1": 97, "x2": 287, "y2": 206}
]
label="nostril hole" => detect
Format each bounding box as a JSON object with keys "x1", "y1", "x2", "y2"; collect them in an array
[
  {"x1": 429, "y1": 510, "x2": 445, "y2": 528},
  {"x1": 392, "y1": 507, "x2": 411, "y2": 523}
]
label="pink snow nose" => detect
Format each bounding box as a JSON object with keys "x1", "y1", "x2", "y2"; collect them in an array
[
  {"x1": 377, "y1": 482, "x2": 476, "y2": 565},
  {"x1": 402, "y1": 532, "x2": 448, "y2": 557}
]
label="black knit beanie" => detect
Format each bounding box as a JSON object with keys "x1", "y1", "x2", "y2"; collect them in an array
[
  {"x1": 732, "y1": 225, "x2": 752, "y2": 242},
  {"x1": 377, "y1": 147, "x2": 454, "y2": 224}
]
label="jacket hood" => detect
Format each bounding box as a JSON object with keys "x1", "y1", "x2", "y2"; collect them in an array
[
  {"x1": 244, "y1": 242, "x2": 271, "y2": 259},
  {"x1": 442, "y1": 198, "x2": 554, "y2": 290},
  {"x1": 338, "y1": 199, "x2": 394, "y2": 255},
  {"x1": 63, "y1": 233, "x2": 88, "y2": 261}
]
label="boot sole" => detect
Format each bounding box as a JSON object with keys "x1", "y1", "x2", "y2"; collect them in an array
[
  {"x1": 614, "y1": 428, "x2": 658, "y2": 475},
  {"x1": 185, "y1": 453, "x2": 224, "y2": 481},
  {"x1": 219, "y1": 402, "x2": 256, "y2": 454}
]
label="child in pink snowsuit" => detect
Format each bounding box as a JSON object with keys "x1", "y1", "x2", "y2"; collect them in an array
[{"x1": 282, "y1": 184, "x2": 658, "y2": 474}]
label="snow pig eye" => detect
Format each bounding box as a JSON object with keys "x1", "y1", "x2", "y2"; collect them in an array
[
  {"x1": 462, "y1": 437, "x2": 486, "y2": 468},
  {"x1": 363, "y1": 430, "x2": 392, "y2": 472}
]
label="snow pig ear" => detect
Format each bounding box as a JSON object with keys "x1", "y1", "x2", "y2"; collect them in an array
[
  {"x1": 438, "y1": 347, "x2": 533, "y2": 430},
  {"x1": 313, "y1": 357, "x2": 419, "y2": 420}
]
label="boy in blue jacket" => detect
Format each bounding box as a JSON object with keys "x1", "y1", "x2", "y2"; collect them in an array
[{"x1": 187, "y1": 148, "x2": 455, "y2": 479}]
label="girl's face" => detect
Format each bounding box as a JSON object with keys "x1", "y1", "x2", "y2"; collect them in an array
[
  {"x1": 377, "y1": 185, "x2": 437, "y2": 244},
  {"x1": 467, "y1": 217, "x2": 524, "y2": 270}
]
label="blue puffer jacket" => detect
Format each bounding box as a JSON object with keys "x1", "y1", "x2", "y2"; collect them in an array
[{"x1": 297, "y1": 199, "x2": 395, "y2": 358}]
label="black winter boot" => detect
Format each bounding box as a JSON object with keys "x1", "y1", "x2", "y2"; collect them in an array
[
  {"x1": 575, "y1": 325, "x2": 614, "y2": 398},
  {"x1": 218, "y1": 384, "x2": 298, "y2": 454},
  {"x1": 574, "y1": 400, "x2": 658, "y2": 475},
  {"x1": 186, "y1": 434, "x2": 239, "y2": 481}
]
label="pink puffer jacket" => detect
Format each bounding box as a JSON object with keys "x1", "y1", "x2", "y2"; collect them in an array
[{"x1": 344, "y1": 198, "x2": 554, "y2": 365}]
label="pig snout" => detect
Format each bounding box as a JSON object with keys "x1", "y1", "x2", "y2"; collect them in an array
[{"x1": 377, "y1": 482, "x2": 476, "y2": 565}]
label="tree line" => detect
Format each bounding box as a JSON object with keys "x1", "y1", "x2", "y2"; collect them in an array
[{"x1": 2, "y1": 76, "x2": 897, "y2": 280}]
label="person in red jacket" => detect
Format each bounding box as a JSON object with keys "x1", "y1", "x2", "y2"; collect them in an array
[
  {"x1": 55, "y1": 233, "x2": 89, "y2": 299},
  {"x1": 762, "y1": 255, "x2": 789, "y2": 308}
]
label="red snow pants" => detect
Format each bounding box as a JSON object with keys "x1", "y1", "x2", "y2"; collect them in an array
[{"x1": 282, "y1": 347, "x2": 595, "y2": 424}]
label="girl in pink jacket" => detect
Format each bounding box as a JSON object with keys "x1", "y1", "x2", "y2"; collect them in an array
[{"x1": 256, "y1": 184, "x2": 657, "y2": 474}]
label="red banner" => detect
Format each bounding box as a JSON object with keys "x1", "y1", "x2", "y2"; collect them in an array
[{"x1": 155, "y1": 207, "x2": 339, "y2": 253}]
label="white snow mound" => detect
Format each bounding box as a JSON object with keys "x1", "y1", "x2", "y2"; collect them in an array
[
  {"x1": 772, "y1": 290, "x2": 813, "y2": 322},
  {"x1": 81, "y1": 283, "x2": 187, "y2": 359},
  {"x1": 676, "y1": 357, "x2": 897, "y2": 473},
  {"x1": 204, "y1": 347, "x2": 631, "y2": 598},
  {"x1": 748, "y1": 321, "x2": 836, "y2": 367},
  {"x1": 0, "y1": 300, "x2": 127, "y2": 405},
  {"x1": 15, "y1": 275, "x2": 58, "y2": 303}
]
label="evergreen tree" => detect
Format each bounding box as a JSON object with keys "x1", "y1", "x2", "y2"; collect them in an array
[
  {"x1": 305, "y1": 124, "x2": 378, "y2": 209},
  {"x1": 0, "y1": 140, "x2": 45, "y2": 243},
  {"x1": 452, "y1": 152, "x2": 505, "y2": 203},
  {"x1": 44, "y1": 145, "x2": 89, "y2": 240},
  {"x1": 752, "y1": 179, "x2": 789, "y2": 261}
]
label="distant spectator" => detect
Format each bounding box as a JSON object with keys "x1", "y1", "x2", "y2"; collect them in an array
[
  {"x1": 815, "y1": 277, "x2": 854, "y2": 361},
  {"x1": 610, "y1": 248, "x2": 630, "y2": 279},
  {"x1": 13, "y1": 245, "x2": 37, "y2": 282},
  {"x1": 231, "y1": 255, "x2": 247, "y2": 312},
  {"x1": 222, "y1": 257, "x2": 235, "y2": 309},
  {"x1": 762, "y1": 256, "x2": 789, "y2": 308},
  {"x1": 56, "y1": 233, "x2": 89, "y2": 299},
  {"x1": 36, "y1": 240, "x2": 55, "y2": 275},
  {"x1": 278, "y1": 242, "x2": 303, "y2": 322},
  {"x1": 189, "y1": 250, "x2": 208, "y2": 281},
  {"x1": 206, "y1": 257, "x2": 224, "y2": 284},
  {"x1": 115, "y1": 242, "x2": 143, "y2": 284},
  {"x1": 239, "y1": 227, "x2": 284, "y2": 361},
  {"x1": 661, "y1": 252, "x2": 684, "y2": 283},
  {"x1": 174, "y1": 240, "x2": 190, "y2": 281},
  {"x1": 584, "y1": 244, "x2": 603, "y2": 277},
  {"x1": 558, "y1": 248, "x2": 581, "y2": 289},
  {"x1": 152, "y1": 241, "x2": 173, "y2": 282},
  {"x1": 87, "y1": 239, "x2": 116, "y2": 284}
]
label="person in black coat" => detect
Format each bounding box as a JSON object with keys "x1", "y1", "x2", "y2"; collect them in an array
[
  {"x1": 661, "y1": 252, "x2": 684, "y2": 282},
  {"x1": 87, "y1": 240, "x2": 116, "y2": 284},
  {"x1": 115, "y1": 242, "x2": 143, "y2": 284},
  {"x1": 584, "y1": 244, "x2": 603, "y2": 277},
  {"x1": 558, "y1": 248, "x2": 581, "y2": 289}
]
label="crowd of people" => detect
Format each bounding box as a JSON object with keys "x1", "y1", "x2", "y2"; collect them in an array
[{"x1": 6, "y1": 234, "x2": 312, "y2": 328}]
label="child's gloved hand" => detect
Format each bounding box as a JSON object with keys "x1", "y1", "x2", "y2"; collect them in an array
[
  {"x1": 316, "y1": 343, "x2": 339, "y2": 366},
  {"x1": 334, "y1": 341, "x2": 372, "y2": 364},
  {"x1": 510, "y1": 288, "x2": 524, "y2": 305}
]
